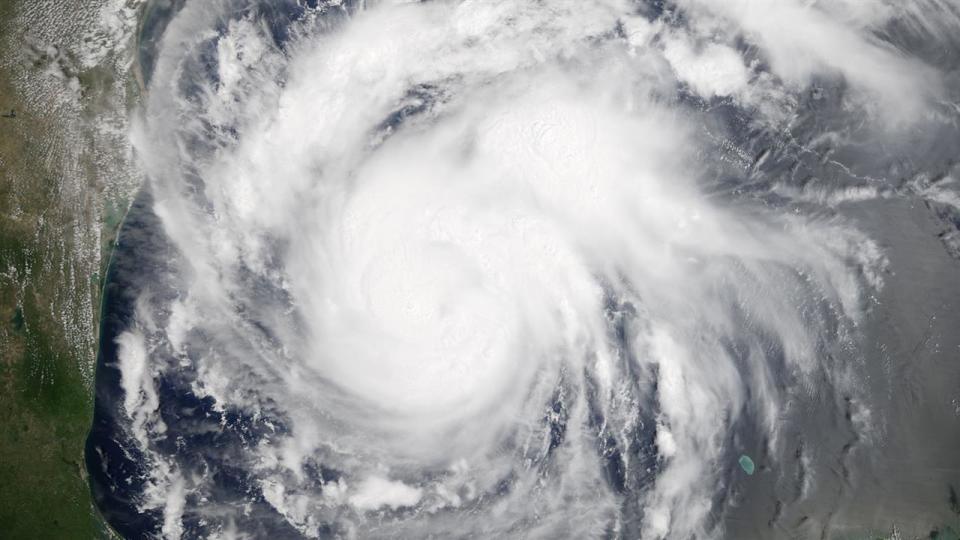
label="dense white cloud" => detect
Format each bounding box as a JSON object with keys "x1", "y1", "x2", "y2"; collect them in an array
[
  {"x1": 348, "y1": 476, "x2": 424, "y2": 511},
  {"x1": 117, "y1": 0, "x2": 960, "y2": 537},
  {"x1": 662, "y1": 37, "x2": 750, "y2": 99},
  {"x1": 675, "y1": 0, "x2": 946, "y2": 121}
]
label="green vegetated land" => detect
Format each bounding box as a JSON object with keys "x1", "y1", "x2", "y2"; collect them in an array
[{"x1": 0, "y1": 1, "x2": 132, "y2": 538}]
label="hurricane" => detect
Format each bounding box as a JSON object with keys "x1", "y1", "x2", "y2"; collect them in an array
[{"x1": 86, "y1": 0, "x2": 960, "y2": 538}]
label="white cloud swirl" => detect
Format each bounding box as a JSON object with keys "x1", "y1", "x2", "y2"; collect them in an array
[{"x1": 112, "y1": 0, "x2": 957, "y2": 537}]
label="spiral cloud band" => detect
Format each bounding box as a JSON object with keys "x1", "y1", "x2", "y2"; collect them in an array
[{"x1": 87, "y1": 0, "x2": 960, "y2": 538}]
